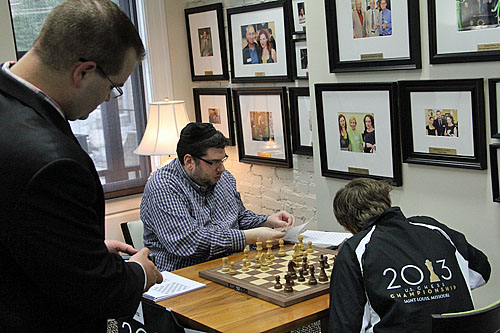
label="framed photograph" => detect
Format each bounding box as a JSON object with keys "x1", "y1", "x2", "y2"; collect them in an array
[
  {"x1": 292, "y1": 0, "x2": 307, "y2": 34},
  {"x1": 293, "y1": 38, "x2": 308, "y2": 79},
  {"x1": 489, "y1": 78, "x2": 500, "y2": 138},
  {"x1": 227, "y1": 0, "x2": 293, "y2": 83},
  {"x1": 428, "y1": 0, "x2": 500, "y2": 64},
  {"x1": 315, "y1": 83, "x2": 402, "y2": 185},
  {"x1": 185, "y1": 4, "x2": 229, "y2": 81},
  {"x1": 489, "y1": 144, "x2": 500, "y2": 202},
  {"x1": 399, "y1": 79, "x2": 486, "y2": 170},
  {"x1": 289, "y1": 87, "x2": 312, "y2": 155},
  {"x1": 193, "y1": 88, "x2": 235, "y2": 146},
  {"x1": 324, "y1": 0, "x2": 421, "y2": 72},
  {"x1": 233, "y1": 87, "x2": 292, "y2": 167}
]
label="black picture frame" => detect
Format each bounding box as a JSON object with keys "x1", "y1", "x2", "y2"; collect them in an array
[
  {"x1": 324, "y1": 0, "x2": 421, "y2": 73},
  {"x1": 193, "y1": 88, "x2": 235, "y2": 146},
  {"x1": 315, "y1": 82, "x2": 402, "y2": 186},
  {"x1": 489, "y1": 144, "x2": 500, "y2": 202},
  {"x1": 185, "y1": 3, "x2": 229, "y2": 81},
  {"x1": 399, "y1": 79, "x2": 486, "y2": 170},
  {"x1": 291, "y1": 0, "x2": 307, "y2": 34},
  {"x1": 233, "y1": 87, "x2": 293, "y2": 167},
  {"x1": 428, "y1": 0, "x2": 500, "y2": 64},
  {"x1": 292, "y1": 38, "x2": 308, "y2": 80},
  {"x1": 227, "y1": 0, "x2": 293, "y2": 83},
  {"x1": 489, "y1": 78, "x2": 500, "y2": 138},
  {"x1": 289, "y1": 87, "x2": 312, "y2": 155}
]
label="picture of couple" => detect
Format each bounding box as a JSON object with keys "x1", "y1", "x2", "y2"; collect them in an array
[
  {"x1": 338, "y1": 112, "x2": 376, "y2": 153},
  {"x1": 241, "y1": 22, "x2": 278, "y2": 65}
]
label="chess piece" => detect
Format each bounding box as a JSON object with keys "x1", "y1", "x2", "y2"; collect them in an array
[
  {"x1": 298, "y1": 268, "x2": 305, "y2": 282},
  {"x1": 278, "y1": 238, "x2": 286, "y2": 257},
  {"x1": 266, "y1": 239, "x2": 275, "y2": 260},
  {"x1": 301, "y1": 257, "x2": 309, "y2": 276},
  {"x1": 222, "y1": 257, "x2": 229, "y2": 272},
  {"x1": 307, "y1": 241, "x2": 313, "y2": 254},
  {"x1": 229, "y1": 261, "x2": 236, "y2": 275},
  {"x1": 319, "y1": 257, "x2": 325, "y2": 269},
  {"x1": 322, "y1": 254, "x2": 330, "y2": 268},
  {"x1": 288, "y1": 260, "x2": 297, "y2": 279},
  {"x1": 319, "y1": 265, "x2": 328, "y2": 282},
  {"x1": 308, "y1": 264, "x2": 317, "y2": 285},
  {"x1": 292, "y1": 253, "x2": 299, "y2": 266},
  {"x1": 242, "y1": 258, "x2": 249, "y2": 271},
  {"x1": 256, "y1": 237, "x2": 263, "y2": 259},
  {"x1": 298, "y1": 235, "x2": 305, "y2": 252},
  {"x1": 243, "y1": 246, "x2": 249, "y2": 262},
  {"x1": 274, "y1": 275, "x2": 283, "y2": 289},
  {"x1": 254, "y1": 254, "x2": 261, "y2": 269},
  {"x1": 285, "y1": 272, "x2": 294, "y2": 286},
  {"x1": 293, "y1": 244, "x2": 301, "y2": 258},
  {"x1": 284, "y1": 274, "x2": 293, "y2": 292},
  {"x1": 260, "y1": 253, "x2": 269, "y2": 271}
]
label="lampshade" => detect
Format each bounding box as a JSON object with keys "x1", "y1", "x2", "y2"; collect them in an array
[{"x1": 134, "y1": 100, "x2": 189, "y2": 155}]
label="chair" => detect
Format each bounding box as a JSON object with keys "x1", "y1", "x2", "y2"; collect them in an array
[
  {"x1": 431, "y1": 299, "x2": 500, "y2": 333},
  {"x1": 120, "y1": 220, "x2": 144, "y2": 249}
]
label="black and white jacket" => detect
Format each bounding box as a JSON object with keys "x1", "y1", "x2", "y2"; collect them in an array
[{"x1": 328, "y1": 207, "x2": 490, "y2": 332}]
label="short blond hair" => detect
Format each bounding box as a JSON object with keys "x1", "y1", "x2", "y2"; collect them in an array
[{"x1": 333, "y1": 178, "x2": 392, "y2": 234}]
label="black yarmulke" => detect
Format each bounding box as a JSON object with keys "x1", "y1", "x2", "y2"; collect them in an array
[{"x1": 179, "y1": 122, "x2": 217, "y2": 144}]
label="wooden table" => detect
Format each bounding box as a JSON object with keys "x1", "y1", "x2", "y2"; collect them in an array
[{"x1": 156, "y1": 246, "x2": 330, "y2": 333}]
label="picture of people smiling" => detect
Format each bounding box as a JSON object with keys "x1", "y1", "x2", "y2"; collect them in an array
[{"x1": 338, "y1": 112, "x2": 376, "y2": 153}]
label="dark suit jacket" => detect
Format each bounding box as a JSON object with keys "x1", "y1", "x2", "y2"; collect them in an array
[
  {"x1": 242, "y1": 42, "x2": 261, "y2": 64},
  {"x1": 433, "y1": 117, "x2": 447, "y2": 136},
  {"x1": 0, "y1": 64, "x2": 145, "y2": 332}
]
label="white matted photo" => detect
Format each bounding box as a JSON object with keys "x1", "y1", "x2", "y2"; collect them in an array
[
  {"x1": 227, "y1": 1, "x2": 292, "y2": 82},
  {"x1": 292, "y1": 0, "x2": 306, "y2": 33},
  {"x1": 185, "y1": 4, "x2": 228, "y2": 81},
  {"x1": 324, "y1": 0, "x2": 421, "y2": 72},
  {"x1": 193, "y1": 88, "x2": 235, "y2": 145},
  {"x1": 488, "y1": 78, "x2": 500, "y2": 138},
  {"x1": 399, "y1": 79, "x2": 486, "y2": 170},
  {"x1": 293, "y1": 39, "x2": 308, "y2": 79},
  {"x1": 289, "y1": 88, "x2": 312, "y2": 155},
  {"x1": 315, "y1": 83, "x2": 402, "y2": 185},
  {"x1": 429, "y1": 0, "x2": 500, "y2": 63},
  {"x1": 233, "y1": 88, "x2": 292, "y2": 167}
]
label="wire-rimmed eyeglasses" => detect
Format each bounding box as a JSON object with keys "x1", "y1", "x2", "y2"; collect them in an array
[{"x1": 79, "y1": 58, "x2": 123, "y2": 98}]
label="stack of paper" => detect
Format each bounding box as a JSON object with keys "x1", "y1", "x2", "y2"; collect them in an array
[
  {"x1": 143, "y1": 271, "x2": 206, "y2": 302},
  {"x1": 299, "y1": 230, "x2": 352, "y2": 248}
]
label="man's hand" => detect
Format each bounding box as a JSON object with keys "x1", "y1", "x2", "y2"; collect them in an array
[
  {"x1": 104, "y1": 239, "x2": 139, "y2": 255},
  {"x1": 261, "y1": 211, "x2": 296, "y2": 229},
  {"x1": 244, "y1": 227, "x2": 287, "y2": 245},
  {"x1": 129, "y1": 248, "x2": 163, "y2": 291}
]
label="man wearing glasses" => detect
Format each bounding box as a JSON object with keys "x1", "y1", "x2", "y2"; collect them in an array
[
  {"x1": 0, "y1": 1, "x2": 162, "y2": 331},
  {"x1": 141, "y1": 122, "x2": 296, "y2": 271}
]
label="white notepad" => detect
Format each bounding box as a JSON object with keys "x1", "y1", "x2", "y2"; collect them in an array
[
  {"x1": 143, "y1": 271, "x2": 206, "y2": 302},
  {"x1": 299, "y1": 230, "x2": 352, "y2": 248}
]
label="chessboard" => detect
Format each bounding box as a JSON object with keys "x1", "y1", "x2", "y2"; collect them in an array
[{"x1": 199, "y1": 246, "x2": 337, "y2": 307}]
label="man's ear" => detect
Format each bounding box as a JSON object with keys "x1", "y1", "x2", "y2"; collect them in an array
[
  {"x1": 184, "y1": 154, "x2": 195, "y2": 171},
  {"x1": 73, "y1": 61, "x2": 96, "y2": 88}
]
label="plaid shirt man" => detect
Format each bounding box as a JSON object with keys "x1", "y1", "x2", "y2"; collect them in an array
[{"x1": 140, "y1": 158, "x2": 267, "y2": 271}]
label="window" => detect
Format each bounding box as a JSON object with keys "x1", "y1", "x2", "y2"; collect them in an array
[{"x1": 8, "y1": 0, "x2": 151, "y2": 198}]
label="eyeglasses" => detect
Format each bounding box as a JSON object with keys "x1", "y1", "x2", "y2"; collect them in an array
[
  {"x1": 79, "y1": 58, "x2": 123, "y2": 98},
  {"x1": 194, "y1": 154, "x2": 229, "y2": 168}
]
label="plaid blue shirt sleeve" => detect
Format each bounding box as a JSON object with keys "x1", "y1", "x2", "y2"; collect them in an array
[{"x1": 140, "y1": 159, "x2": 267, "y2": 271}]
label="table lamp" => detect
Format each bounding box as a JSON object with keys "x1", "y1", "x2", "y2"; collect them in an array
[{"x1": 134, "y1": 99, "x2": 189, "y2": 167}]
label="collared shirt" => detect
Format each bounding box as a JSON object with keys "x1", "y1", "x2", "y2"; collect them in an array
[
  {"x1": 140, "y1": 158, "x2": 267, "y2": 271},
  {"x1": 2, "y1": 62, "x2": 66, "y2": 120},
  {"x1": 249, "y1": 45, "x2": 260, "y2": 64}
]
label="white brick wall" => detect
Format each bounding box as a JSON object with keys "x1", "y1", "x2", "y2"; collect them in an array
[{"x1": 186, "y1": 0, "x2": 317, "y2": 227}]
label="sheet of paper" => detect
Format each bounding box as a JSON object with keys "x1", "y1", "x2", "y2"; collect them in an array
[
  {"x1": 282, "y1": 220, "x2": 310, "y2": 242},
  {"x1": 143, "y1": 271, "x2": 206, "y2": 302},
  {"x1": 299, "y1": 230, "x2": 352, "y2": 247}
]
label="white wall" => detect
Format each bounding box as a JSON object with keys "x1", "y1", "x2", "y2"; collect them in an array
[
  {"x1": 0, "y1": 0, "x2": 16, "y2": 62},
  {"x1": 308, "y1": 0, "x2": 499, "y2": 307}
]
